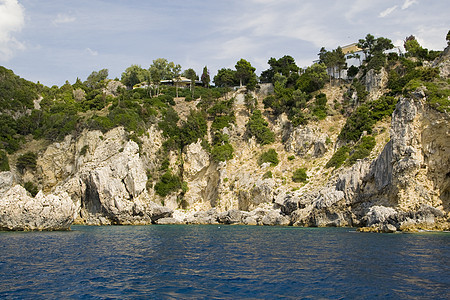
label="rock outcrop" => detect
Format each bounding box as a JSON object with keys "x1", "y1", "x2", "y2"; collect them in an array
[
  {"x1": 286, "y1": 91, "x2": 449, "y2": 231},
  {"x1": 0, "y1": 185, "x2": 77, "y2": 231}
]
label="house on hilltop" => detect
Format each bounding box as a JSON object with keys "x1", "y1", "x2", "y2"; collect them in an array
[{"x1": 160, "y1": 76, "x2": 202, "y2": 88}]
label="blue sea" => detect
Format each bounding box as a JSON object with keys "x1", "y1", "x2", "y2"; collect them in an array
[{"x1": 0, "y1": 225, "x2": 449, "y2": 299}]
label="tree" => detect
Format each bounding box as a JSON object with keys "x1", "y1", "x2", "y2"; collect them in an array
[
  {"x1": 404, "y1": 35, "x2": 428, "y2": 59},
  {"x1": 296, "y1": 63, "x2": 328, "y2": 93},
  {"x1": 149, "y1": 58, "x2": 175, "y2": 95},
  {"x1": 357, "y1": 34, "x2": 376, "y2": 59},
  {"x1": 246, "y1": 110, "x2": 275, "y2": 145},
  {"x1": 201, "y1": 66, "x2": 210, "y2": 88},
  {"x1": 183, "y1": 68, "x2": 198, "y2": 95},
  {"x1": 447, "y1": 30, "x2": 450, "y2": 45},
  {"x1": 358, "y1": 34, "x2": 393, "y2": 60},
  {"x1": 260, "y1": 55, "x2": 299, "y2": 85},
  {"x1": 172, "y1": 63, "x2": 182, "y2": 98},
  {"x1": 235, "y1": 58, "x2": 256, "y2": 87},
  {"x1": 214, "y1": 68, "x2": 236, "y2": 88},
  {"x1": 85, "y1": 69, "x2": 108, "y2": 89},
  {"x1": 121, "y1": 65, "x2": 146, "y2": 89},
  {"x1": 334, "y1": 47, "x2": 347, "y2": 82}
]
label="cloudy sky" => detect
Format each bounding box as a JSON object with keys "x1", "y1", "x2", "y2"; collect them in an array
[{"x1": 1, "y1": 0, "x2": 448, "y2": 86}]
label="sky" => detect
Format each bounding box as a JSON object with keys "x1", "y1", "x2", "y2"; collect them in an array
[{"x1": 0, "y1": 0, "x2": 449, "y2": 87}]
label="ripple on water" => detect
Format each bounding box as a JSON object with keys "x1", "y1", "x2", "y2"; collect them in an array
[{"x1": 0, "y1": 225, "x2": 449, "y2": 299}]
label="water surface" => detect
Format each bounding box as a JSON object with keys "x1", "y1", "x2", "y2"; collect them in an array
[{"x1": 0, "y1": 225, "x2": 449, "y2": 299}]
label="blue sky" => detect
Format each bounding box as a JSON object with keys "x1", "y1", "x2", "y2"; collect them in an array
[{"x1": 1, "y1": 0, "x2": 449, "y2": 86}]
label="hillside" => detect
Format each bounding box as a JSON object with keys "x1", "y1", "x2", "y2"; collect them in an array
[{"x1": 0, "y1": 43, "x2": 449, "y2": 232}]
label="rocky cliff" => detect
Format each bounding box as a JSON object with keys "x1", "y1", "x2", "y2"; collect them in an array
[{"x1": 0, "y1": 51, "x2": 449, "y2": 231}]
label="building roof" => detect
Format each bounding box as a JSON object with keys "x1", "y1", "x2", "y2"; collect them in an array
[{"x1": 341, "y1": 43, "x2": 363, "y2": 55}]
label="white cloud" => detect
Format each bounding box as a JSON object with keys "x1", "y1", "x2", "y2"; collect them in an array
[
  {"x1": 53, "y1": 13, "x2": 76, "y2": 25},
  {"x1": 379, "y1": 5, "x2": 398, "y2": 18},
  {"x1": 402, "y1": 0, "x2": 418, "y2": 10},
  {"x1": 0, "y1": 0, "x2": 25, "y2": 61},
  {"x1": 85, "y1": 48, "x2": 98, "y2": 56}
]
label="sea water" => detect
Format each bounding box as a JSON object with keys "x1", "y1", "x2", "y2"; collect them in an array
[{"x1": 0, "y1": 225, "x2": 449, "y2": 299}]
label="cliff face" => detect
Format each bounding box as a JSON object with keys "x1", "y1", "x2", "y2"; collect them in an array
[
  {"x1": 0, "y1": 56, "x2": 449, "y2": 231},
  {"x1": 286, "y1": 92, "x2": 449, "y2": 232}
]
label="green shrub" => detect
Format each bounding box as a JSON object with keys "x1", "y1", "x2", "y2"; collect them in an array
[
  {"x1": 211, "y1": 115, "x2": 235, "y2": 131},
  {"x1": 263, "y1": 171, "x2": 273, "y2": 179},
  {"x1": 16, "y1": 152, "x2": 37, "y2": 173},
  {"x1": 154, "y1": 171, "x2": 181, "y2": 197},
  {"x1": 211, "y1": 143, "x2": 234, "y2": 162},
  {"x1": 292, "y1": 168, "x2": 308, "y2": 183},
  {"x1": 23, "y1": 181, "x2": 38, "y2": 197},
  {"x1": 347, "y1": 136, "x2": 376, "y2": 166},
  {"x1": 0, "y1": 150, "x2": 10, "y2": 171},
  {"x1": 325, "y1": 146, "x2": 350, "y2": 169},
  {"x1": 258, "y1": 149, "x2": 279, "y2": 166},
  {"x1": 79, "y1": 145, "x2": 89, "y2": 156},
  {"x1": 181, "y1": 110, "x2": 208, "y2": 146},
  {"x1": 288, "y1": 155, "x2": 295, "y2": 161},
  {"x1": 247, "y1": 110, "x2": 275, "y2": 145},
  {"x1": 338, "y1": 105, "x2": 374, "y2": 142}
]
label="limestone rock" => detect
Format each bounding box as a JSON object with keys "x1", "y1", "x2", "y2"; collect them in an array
[
  {"x1": 0, "y1": 185, "x2": 77, "y2": 231},
  {"x1": 363, "y1": 206, "x2": 398, "y2": 226},
  {"x1": 218, "y1": 209, "x2": 243, "y2": 224},
  {"x1": 0, "y1": 171, "x2": 14, "y2": 194},
  {"x1": 285, "y1": 126, "x2": 329, "y2": 157}
]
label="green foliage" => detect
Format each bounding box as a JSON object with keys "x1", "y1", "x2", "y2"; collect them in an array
[
  {"x1": 214, "y1": 68, "x2": 237, "y2": 87},
  {"x1": 247, "y1": 110, "x2": 275, "y2": 145},
  {"x1": 211, "y1": 143, "x2": 234, "y2": 162},
  {"x1": 296, "y1": 63, "x2": 328, "y2": 93},
  {"x1": 0, "y1": 150, "x2": 10, "y2": 171},
  {"x1": 0, "y1": 114, "x2": 21, "y2": 153},
  {"x1": 370, "y1": 96, "x2": 397, "y2": 121},
  {"x1": 263, "y1": 170, "x2": 273, "y2": 179},
  {"x1": 326, "y1": 146, "x2": 350, "y2": 169},
  {"x1": 312, "y1": 93, "x2": 328, "y2": 120},
  {"x1": 366, "y1": 52, "x2": 386, "y2": 72},
  {"x1": 292, "y1": 168, "x2": 308, "y2": 183},
  {"x1": 201, "y1": 66, "x2": 210, "y2": 88},
  {"x1": 23, "y1": 181, "x2": 38, "y2": 197},
  {"x1": 258, "y1": 149, "x2": 279, "y2": 166},
  {"x1": 0, "y1": 66, "x2": 39, "y2": 112},
  {"x1": 287, "y1": 155, "x2": 295, "y2": 161},
  {"x1": 79, "y1": 145, "x2": 89, "y2": 156},
  {"x1": 180, "y1": 110, "x2": 207, "y2": 146},
  {"x1": 154, "y1": 171, "x2": 182, "y2": 197},
  {"x1": 235, "y1": 58, "x2": 256, "y2": 87},
  {"x1": 85, "y1": 69, "x2": 108, "y2": 89},
  {"x1": 260, "y1": 55, "x2": 299, "y2": 84},
  {"x1": 347, "y1": 65, "x2": 359, "y2": 78},
  {"x1": 16, "y1": 152, "x2": 37, "y2": 173},
  {"x1": 347, "y1": 135, "x2": 376, "y2": 165},
  {"x1": 404, "y1": 80, "x2": 450, "y2": 113},
  {"x1": 357, "y1": 34, "x2": 393, "y2": 60},
  {"x1": 338, "y1": 105, "x2": 373, "y2": 142}
]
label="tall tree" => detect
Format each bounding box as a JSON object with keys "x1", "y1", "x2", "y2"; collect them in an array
[
  {"x1": 235, "y1": 58, "x2": 256, "y2": 87},
  {"x1": 149, "y1": 58, "x2": 175, "y2": 95},
  {"x1": 85, "y1": 69, "x2": 108, "y2": 89},
  {"x1": 172, "y1": 63, "x2": 182, "y2": 98},
  {"x1": 121, "y1": 65, "x2": 145, "y2": 89},
  {"x1": 214, "y1": 68, "x2": 236, "y2": 88},
  {"x1": 358, "y1": 34, "x2": 393, "y2": 60},
  {"x1": 183, "y1": 68, "x2": 198, "y2": 95},
  {"x1": 334, "y1": 46, "x2": 347, "y2": 83},
  {"x1": 260, "y1": 55, "x2": 298, "y2": 84},
  {"x1": 201, "y1": 66, "x2": 210, "y2": 88}
]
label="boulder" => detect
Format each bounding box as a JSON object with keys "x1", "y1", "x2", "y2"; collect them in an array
[{"x1": 0, "y1": 185, "x2": 77, "y2": 231}]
